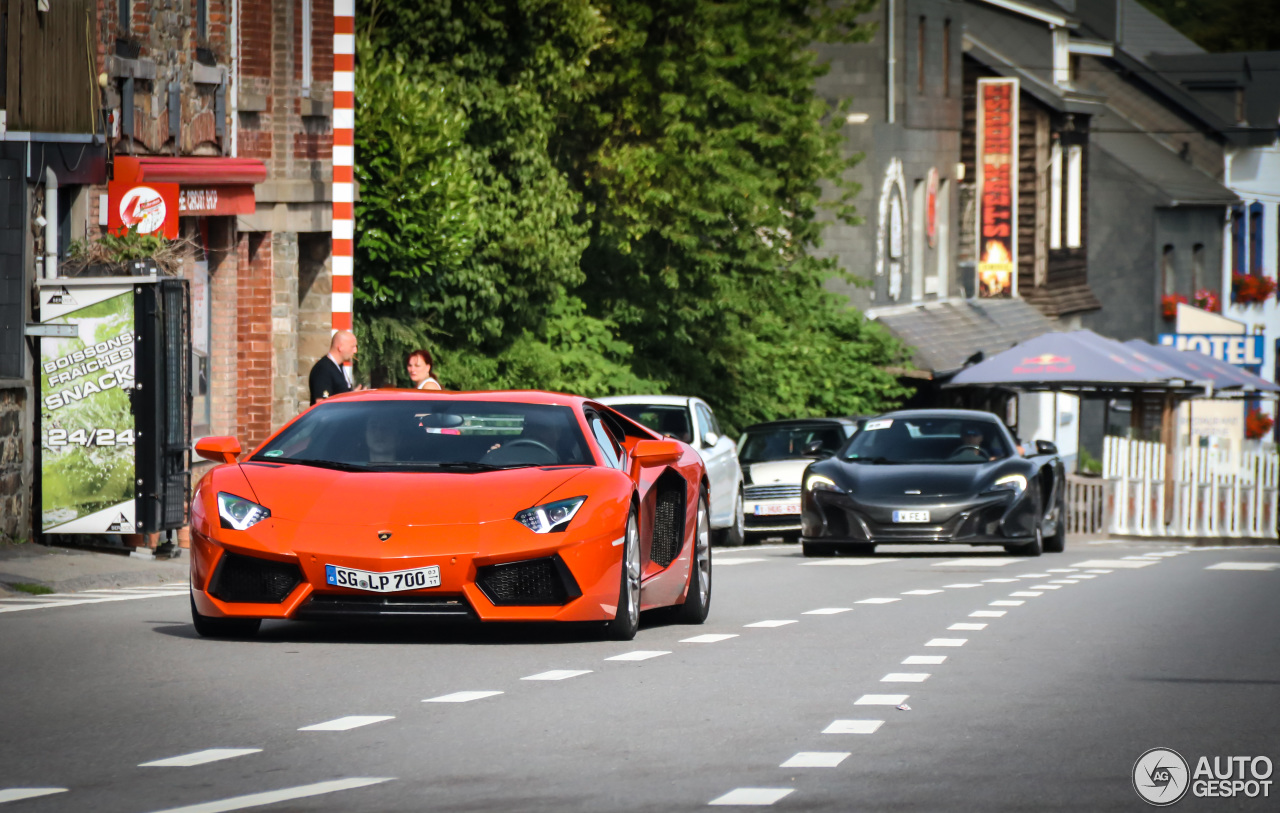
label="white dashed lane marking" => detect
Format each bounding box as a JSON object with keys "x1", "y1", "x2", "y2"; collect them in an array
[
  {"x1": 143, "y1": 777, "x2": 394, "y2": 813},
  {"x1": 1031, "y1": 584, "x2": 1062, "y2": 590},
  {"x1": 902, "y1": 655, "x2": 946, "y2": 665},
  {"x1": 780, "y1": 752, "x2": 850, "y2": 768},
  {"x1": 1018, "y1": 573, "x2": 1050, "y2": 578},
  {"x1": 423, "y1": 691, "x2": 503, "y2": 703},
  {"x1": 802, "y1": 607, "x2": 852, "y2": 615},
  {"x1": 855, "y1": 694, "x2": 910, "y2": 705},
  {"x1": 1045, "y1": 568, "x2": 1079, "y2": 573},
  {"x1": 989, "y1": 600, "x2": 1024, "y2": 606},
  {"x1": 1049, "y1": 579, "x2": 1078, "y2": 584},
  {"x1": 856, "y1": 598, "x2": 900, "y2": 604},
  {"x1": 1205, "y1": 562, "x2": 1280, "y2": 571},
  {"x1": 140, "y1": 749, "x2": 262, "y2": 767},
  {"x1": 925, "y1": 638, "x2": 967, "y2": 647},
  {"x1": 902, "y1": 589, "x2": 943, "y2": 595},
  {"x1": 881, "y1": 673, "x2": 930, "y2": 683},
  {"x1": 716, "y1": 559, "x2": 766, "y2": 566},
  {"x1": 948, "y1": 623, "x2": 987, "y2": 631},
  {"x1": 798, "y1": 557, "x2": 900, "y2": 567},
  {"x1": 744, "y1": 620, "x2": 798, "y2": 628},
  {"x1": 709, "y1": 788, "x2": 794, "y2": 806},
  {"x1": 1010, "y1": 591, "x2": 1043, "y2": 597},
  {"x1": 522, "y1": 670, "x2": 592, "y2": 681},
  {"x1": 982, "y1": 578, "x2": 1019, "y2": 583},
  {"x1": 1073, "y1": 559, "x2": 1157, "y2": 569},
  {"x1": 970, "y1": 610, "x2": 1006, "y2": 618},
  {"x1": 0, "y1": 789, "x2": 68, "y2": 804},
  {"x1": 680, "y1": 634, "x2": 739, "y2": 643},
  {"x1": 823, "y1": 720, "x2": 883, "y2": 734},
  {"x1": 605, "y1": 651, "x2": 669, "y2": 662},
  {"x1": 1085, "y1": 569, "x2": 1113, "y2": 574},
  {"x1": 298, "y1": 716, "x2": 393, "y2": 732},
  {"x1": 944, "y1": 583, "x2": 983, "y2": 588},
  {"x1": 1073, "y1": 574, "x2": 1097, "y2": 579},
  {"x1": 933, "y1": 558, "x2": 1023, "y2": 567}
]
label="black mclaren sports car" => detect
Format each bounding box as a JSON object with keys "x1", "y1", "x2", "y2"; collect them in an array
[{"x1": 800, "y1": 409, "x2": 1066, "y2": 557}]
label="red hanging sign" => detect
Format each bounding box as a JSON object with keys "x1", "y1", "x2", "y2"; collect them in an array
[
  {"x1": 976, "y1": 78, "x2": 1018, "y2": 299},
  {"x1": 107, "y1": 181, "x2": 180, "y2": 239}
]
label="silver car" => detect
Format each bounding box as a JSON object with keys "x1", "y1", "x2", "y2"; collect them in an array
[{"x1": 597, "y1": 395, "x2": 746, "y2": 547}]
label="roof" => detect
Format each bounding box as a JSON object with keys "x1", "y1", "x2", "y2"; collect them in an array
[
  {"x1": 1021, "y1": 281, "x2": 1103, "y2": 318},
  {"x1": 873, "y1": 298, "x2": 1057, "y2": 378},
  {"x1": 880, "y1": 408, "x2": 1010, "y2": 423},
  {"x1": 323, "y1": 389, "x2": 595, "y2": 406},
  {"x1": 741, "y1": 417, "x2": 862, "y2": 433},
  {"x1": 113, "y1": 156, "x2": 268, "y2": 186},
  {"x1": 1115, "y1": 0, "x2": 1205, "y2": 63},
  {"x1": 1148, "y1": 52, "x2": 1280, "y2": 135},
  {"x1": 595, "y1": 395, "x2": 694, "y2": 408},
  {"x1": 1092, "y1": 129, "x2": 1239, "y2": 206}
]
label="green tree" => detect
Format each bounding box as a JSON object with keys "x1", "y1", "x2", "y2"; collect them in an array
[{"x1": 1139, "y1": 0, "x2": 1280, "y2": 52}]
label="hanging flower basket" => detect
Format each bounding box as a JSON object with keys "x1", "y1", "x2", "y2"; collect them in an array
[
  {"x1": 1246, "y1": 409, "x2": 1274, "y2": 440},
  {"x1": 1160, "y1": 293, "x2": 1187, "y2": 320},
  {"x1": 1192, "y1": 288, "x2": 1221, "y2": 313},
  {"x1": 1231, "y1": 273, "x2": 1277, "y2": 305}
]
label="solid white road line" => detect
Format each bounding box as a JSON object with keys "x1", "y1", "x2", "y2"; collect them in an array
[
  {"x1": 709, "y1": 788, "x2": 794, "y2": 806},
  {"x1": 881, "y1": 673, "x2": 929, "y2": 683},
  {"x1": 933, "y1": 558, "x2": 1023, "y2": 567},
  {"x1": 423, "y1": 691, "x2": 503, "y2": 703},
  {"x1": 823, "y1": 720, "x2": 883, "y2": 734},
  {"x1": 902, "y1": 655, "x2": 946, "y2": 665},
  {"x1": 680, "y1": 634, "x2": 739, "y2": 643},
  {"x1": 298, "y1": 716, "x2": 393, "y2": 732},
  {"x1": 605, "y1": 651, "x2": 669, "y2": 662},
  {"x1": 717, "y1": 559, "x2": 766, "y2": 566},
  {"x1": 856, "y1": 598, "x2": 900, "y2": 604},
  {"x1": 143, "y1": 777, "x2": 393, "y2": 813},
  {"x1": 522, "y1": 670, "x2": 592, "y2": 681},
  {"x1": 1073, "y1": 559, "x2": 1156, "y2": 569},
  {"x1": 925, "y1": 638, "x2": 967, "y2": 647},
  {"x1": 1010, "y1": 591, "x2": 1043, "y2": 597},
  {"x1": 802, "y1": 607, "x2": 852, "y2": 615},
  {"x1": 744, "y1": 620, "x2": 798, "y2": 628},
  {"x1": 970, "y1": 610, "x2": 1006, "y2": 618},
  {"x1": 989, "y1": 600, "x2": 1024, "y2": 606},
  {"x1": 1206, "y1": 562, "x2": 1280, "y2": 571},
  {"x1": 948, "y1": 623, "x2": 987, "y2": 631},
  {"x1": 902, "y1": 589, "x2": 943, "y2": 596},
  {"x1": 855, "y1": 694, "x2": 909, "y2": 705},
  {"x1": 780, "y1": 752, "x2": 850, "y2": 768},
  {"x1": 0, "y1": 788, "x2": 68, "y2": 803},
  {"x1": 140, "y1": 749, "x2": 262, "y2": 767},
  {"x1": 982, "y1": 578, "x2": 1019, "y2": 583}
]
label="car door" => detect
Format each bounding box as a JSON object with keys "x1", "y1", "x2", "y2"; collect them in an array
[{"x1": 693, "y1": 400, "x2": 738, "y2": 526}]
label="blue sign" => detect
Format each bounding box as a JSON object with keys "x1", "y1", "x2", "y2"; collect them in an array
[{"x1": 1158, "y1": 333, "x2": 1265, "y2": 368}]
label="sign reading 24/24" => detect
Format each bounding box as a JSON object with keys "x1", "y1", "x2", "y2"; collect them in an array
[{"x1": 1158, "y1": 334, "x2": 1264, "y2": 367}]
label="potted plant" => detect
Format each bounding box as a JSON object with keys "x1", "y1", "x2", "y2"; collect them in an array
[
  {"x1": 1161, "y1": 293, "x2": 1187, "y2": 320},
  {"x1": 1231, "y1": 273, "x2": 1277, "y2": 306},
  {"x1": 1192, "y1": 288, "x2": 1221, "y2": 313},
  {"x1": 1245, "y1": 409, "x2": 1274, "y2": 440}
]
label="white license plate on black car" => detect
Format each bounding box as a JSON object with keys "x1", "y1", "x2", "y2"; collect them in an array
[
  {"x1": 754, "y1": 501, "x2": 801, "y2": 516},
  {"x1": 325, "y1": 564, "x2": 440, "y2": 592},
  {"x1": 892, "y1": 510, "x2": 930, "y2": 523}
]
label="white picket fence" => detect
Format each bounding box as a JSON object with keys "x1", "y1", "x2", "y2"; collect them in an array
[{"x1": 1100, "y1": 436, "x2": 1280, "y2": 539}]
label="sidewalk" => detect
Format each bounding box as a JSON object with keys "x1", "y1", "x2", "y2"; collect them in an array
[{"x1": 0, "y1": 541, "x2": 188, "y2": 598}]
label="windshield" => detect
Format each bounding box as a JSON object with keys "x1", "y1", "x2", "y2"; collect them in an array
[
  {"x1": 739, "y1": 424, "x2": 848, "y2": 464},
  {"x1": 609, "y1": 404, "x2": 692, "y2": 443},
  {"x1": 842, "y1": 417, "x2": 1011, "y2": 464},
  {"x1": 254, "y1": 400, "x2": 593, "y2": 471}
]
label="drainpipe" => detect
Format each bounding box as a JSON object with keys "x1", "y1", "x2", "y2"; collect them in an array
[
  {"x1": 887, "y1": 0, "x2": 895, "y2": 124},
  {"x1": 231, "y1": 0, "x2": 240, "y2": 157},
  {"x1": 44, "y1": 166, "x2": 58, "y2": 279}
]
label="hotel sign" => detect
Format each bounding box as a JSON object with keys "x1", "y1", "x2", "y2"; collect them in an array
[{"x1": 976, "y1": 78, "x2": 1018, "y2": 299}]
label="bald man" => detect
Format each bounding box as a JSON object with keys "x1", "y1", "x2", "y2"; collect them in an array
[{"x1": 308, "y1": 330, "x2": 362, "y2": 405}]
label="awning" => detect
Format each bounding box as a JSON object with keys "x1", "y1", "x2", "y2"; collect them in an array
[
  {"x1": 1128, "y1": 339, "x2": 1280, "y2": 394},
  {"x1": 874, "y1": 298, "x2": 1057, "y2": 378},
  {"x1": 112, "y1": 156, "x2": 267, "y2": 217}
]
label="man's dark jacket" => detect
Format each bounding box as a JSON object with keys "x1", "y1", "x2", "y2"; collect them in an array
[{"x1": 308, "y1": 356, "x2": 351, "y2": 405}]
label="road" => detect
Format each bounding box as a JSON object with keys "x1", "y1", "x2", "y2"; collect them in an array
[{"x1": 2, "y1": 539, "x2": 1278, "y2": 812}]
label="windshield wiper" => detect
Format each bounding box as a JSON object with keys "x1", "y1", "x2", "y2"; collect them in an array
[
  {"x1": 847, "y1": 456, "x2": 899, "y2": 465},
  {"x1": 429, "y1": 461, "x2": 523, "y2": 472},
  {"x1": 275, "y1": 458, "x2": 372, "y2": 472}
]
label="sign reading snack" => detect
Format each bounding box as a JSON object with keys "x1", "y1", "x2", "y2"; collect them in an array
[
  {"x1": 976, "y1": 78, "x2": 1018, "y2": 299},
  {"x1": 107, "y1": 181, "x2": 179, "y2": 239}
]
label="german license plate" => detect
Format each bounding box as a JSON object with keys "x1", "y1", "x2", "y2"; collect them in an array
[
  {"x1": 325, "y1": 564, "x2": 441, "y2": 592},
  {"x1": 892, "y1": 510, "x2": 930, "y2": 523},
  {"x1": 754, "y1": 502, "x2": 801, "y2": 516}
]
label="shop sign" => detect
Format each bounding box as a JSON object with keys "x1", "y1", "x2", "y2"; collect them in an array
[
  {"x1": 108, "y1": 181, "x2": 179, "y2": 239},
  {"x1": 926, "y1": 167, "x2": 939, "y2": 249},
  {"x1": 976, "y1": 78, "x2": 1018, "y2": 299},
  {"x1": 177, "y1": 186, "x2": 255, "y2": 216},
  {"x1": 1158, "y1": 334, "x2": 1264, "y2": 368},
  {"x1": 38, "y1": 282, "x2": 138, "y2": 534}
]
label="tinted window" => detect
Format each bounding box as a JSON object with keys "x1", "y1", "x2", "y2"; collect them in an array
[
  {"x1": 739, "y1": 424, "x2": 846, "y2": 464},
  {"x1": 588, "y1": 414, "x2": 624, "y2": 470},
  {"x1": 611, "y1": 404, "x2": 692, "y2": 444},
  {"x1": 256, "y1": 400, "x2": 592, "y2": 470},
  {"x1": 842, "y1": 417, "x2": 1010, "y2": 464}
]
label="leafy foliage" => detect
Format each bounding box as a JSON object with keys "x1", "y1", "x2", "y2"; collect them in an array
[{"x1": 1138, "y1": 0, "x2": 1280, "y2": 52}]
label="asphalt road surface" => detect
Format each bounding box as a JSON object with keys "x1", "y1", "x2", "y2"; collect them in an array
[{"x1": 2, "y1": 539, "x2": 1278, "y2": 813}]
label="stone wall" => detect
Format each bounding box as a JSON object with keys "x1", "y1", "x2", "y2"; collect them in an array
[{"x1": 0, "y1": 388, "x2": 30, "y2": 541}]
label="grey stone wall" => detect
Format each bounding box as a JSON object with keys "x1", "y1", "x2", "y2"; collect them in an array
[{"x1": 0, "y1": 388, "x2": 30, "y2": 541}]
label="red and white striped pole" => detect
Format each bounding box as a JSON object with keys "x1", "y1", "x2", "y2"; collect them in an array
[{"x1": 331, "y1": 0, "x2": 355, "y2": 336}]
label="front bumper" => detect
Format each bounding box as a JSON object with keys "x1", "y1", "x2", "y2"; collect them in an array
[{"x1": 801, "y1": 489, "x2": 1037, "y2": 545}]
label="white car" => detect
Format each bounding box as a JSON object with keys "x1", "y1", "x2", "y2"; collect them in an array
[
  {"x1": 736, "y1": 417, "x2": 862, "y2": 542},
  {"x1": 597, "y1": 395, "x2": 746, "y2": 546}
]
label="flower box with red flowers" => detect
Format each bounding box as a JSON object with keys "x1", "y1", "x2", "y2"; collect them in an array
[
  {"x1": 1161, "y1": 293, "x2": 1187, "y2": 320},
  {"x1": 1231, "y1": 273, "x2": 1277, "y2": 306},
  {"x1": 1192, "y1": 288, "x2": 1221, "y2": 313},
  {"x1": 1246, "y1": 409, "x2": 1274, "y2": 440}
]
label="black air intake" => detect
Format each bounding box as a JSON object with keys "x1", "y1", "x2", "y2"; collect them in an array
[
  {"x1": 476, "y1": 556, "x2": 581, "y2": 606},
  {"x1": 649, "y1": 470, "x2": 688, "y2": 568},
  {"x1": 209, "y1": 552, "x2": 302, "y2": 604}
]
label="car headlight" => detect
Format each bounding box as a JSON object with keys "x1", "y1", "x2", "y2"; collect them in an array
[
  {"x1": 515, "y1": 496, "x2": 586, "y2": 533},
  {"x1": 805, "y1": 474, "x2": 841, "y2": 493},
  {"x1": 987, "y1": 474, "x2": 1027, "y2": 497},
  {"x1": 217, "y1": 492, "x2": 271, "y2": 530}
]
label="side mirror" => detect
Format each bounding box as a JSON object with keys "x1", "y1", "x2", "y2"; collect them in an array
[
  {"x1": 631, "y1": 439, "x2": 682, "y2": 475},
  {"x1": 702, "y1": 431, "x2": 720, "y2": 448},
  {"x1": 1034, "y1": 439, "x2": 1059, "y2": 456},
  {"x1": 195, "y1": 436, "x2": 242, "y2": 465}
]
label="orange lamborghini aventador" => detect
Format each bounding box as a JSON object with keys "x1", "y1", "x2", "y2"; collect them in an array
[{"x1": 188, "y1": 390, "x2": 712, "y2": 641}]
